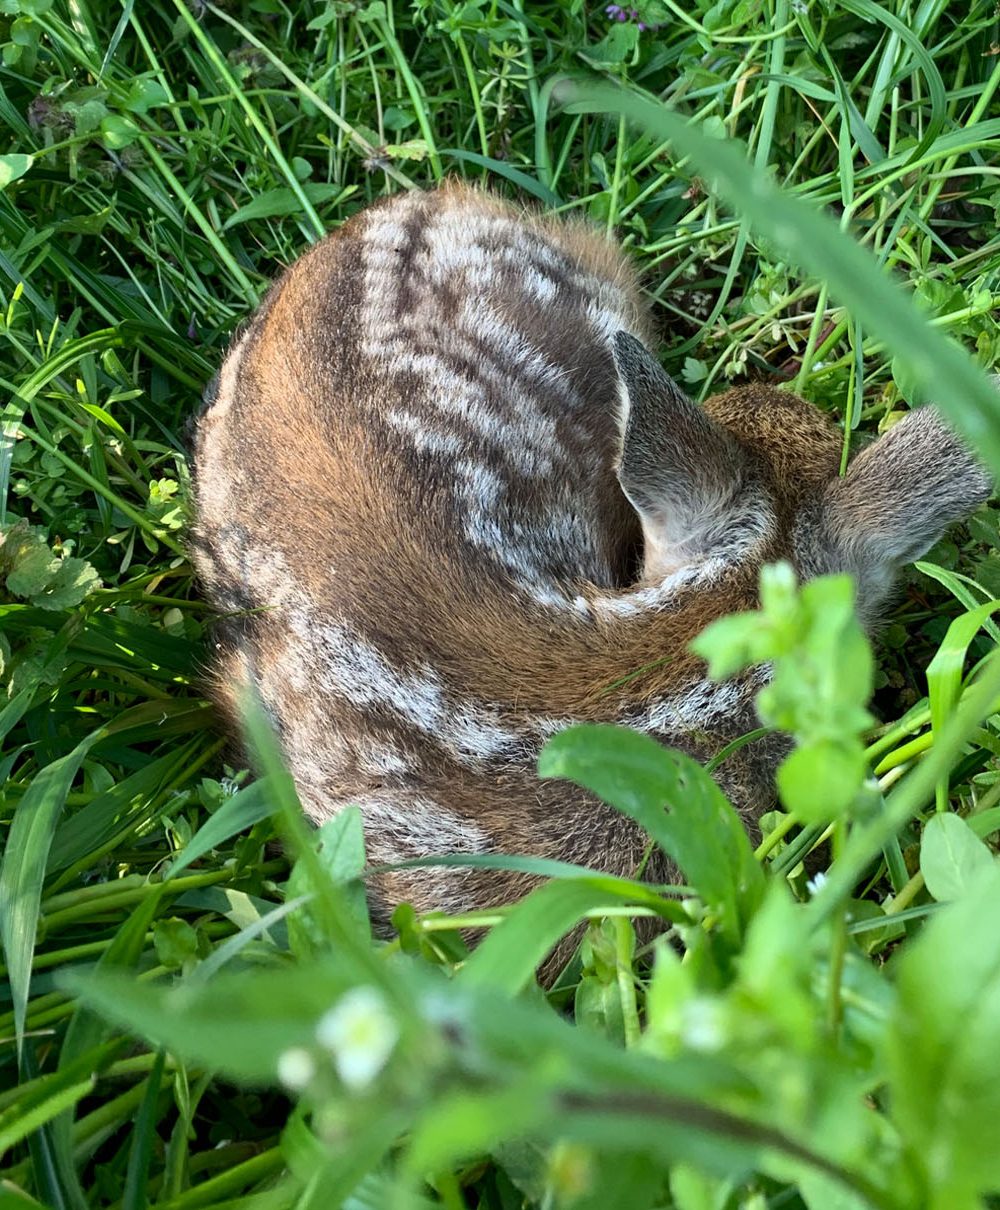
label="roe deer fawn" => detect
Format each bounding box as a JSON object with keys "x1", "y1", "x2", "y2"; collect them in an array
[{"x1": 192, "y1": 182, "x2": 990, "y2": 952}]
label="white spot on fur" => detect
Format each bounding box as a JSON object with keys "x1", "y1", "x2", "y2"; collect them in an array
[
  {"x1": 587, "y1": 299, "x2": 632, "y2": 345},
  {"x1": 385, "y1": 409, "x2": 463, "y2": 458},
  {"x1": 591, "y1": 563, "x2": 721, "y2": 617},
  {"x1": 349, "y1": 792, "x2": 490, "y2": 861},
  {"x1": 523, "y1": 268, "x2": 558, "y2": 302},
  {"x1": 243, "y1": 547, "x2": 297, "y2": 607},
  {"x1": 357, "y1": 744, "x2": 412, "y2": 777},
  {"x1": 530, "y1": 585, "x2": 573, "y2": 609},
  {"x1": 196, "y1": 332, "x2": 250, "y2": 521},
  {"x1": 201, "y1": 332, "x2": 249, "y2": 429},
  {"x1": 625, "y1": 665, "x2": 769, "y2": 734},
  {"x1": 463, "y1": 297, "x2": 581, "y2": 412},
  {"x1": 297, "y1": 618, "x2": 522, "y2": 765}
]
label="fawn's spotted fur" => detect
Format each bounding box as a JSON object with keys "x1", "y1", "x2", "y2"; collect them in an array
[{"x1": 192, "y1": 183, "x2": 990, "y2": 954}]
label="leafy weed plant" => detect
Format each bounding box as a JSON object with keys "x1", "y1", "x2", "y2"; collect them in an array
[{"x1": 2, "y1": 2, "x2": 1000, "y2": 1208}]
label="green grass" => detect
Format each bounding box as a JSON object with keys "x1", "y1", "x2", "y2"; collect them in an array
[{"x1": 2, "y1": 1, "x2": 1000, "y2": 1207}]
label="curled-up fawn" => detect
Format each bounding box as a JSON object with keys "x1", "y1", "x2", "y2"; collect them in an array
[{"x1": 192, "y1": 183, "x2": 990, "y2": 947}]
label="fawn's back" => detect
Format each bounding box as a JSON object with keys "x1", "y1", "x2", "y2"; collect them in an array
[{"x1": 193, "y1": 183, "x2": 989, "y2": 940}]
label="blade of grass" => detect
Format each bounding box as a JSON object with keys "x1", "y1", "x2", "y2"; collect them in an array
[{"x1": 0, "y1": 728, "x2": 105, "y2": 1060}]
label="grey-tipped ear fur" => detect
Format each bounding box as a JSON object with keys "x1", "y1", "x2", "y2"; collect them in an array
[
  {"x1": 819, "y1": 407, "x2": 993, "y2": 617},
  {"x1": 612, "y1": 332, "x2": 765, "y2": 580}
]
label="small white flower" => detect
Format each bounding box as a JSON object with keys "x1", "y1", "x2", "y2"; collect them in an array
[
  {"x1": 679, "y1": 997, "x2": 728, "y2": 1053},
  {"x1": 316, "y1": 986, "x2": 399, "y2": 1090},
  {"x1": 277, "y1": 1047, "x2": 317, "y2": 1091},
  {"x1": 806, "y1": 871, "x2": 828, "y2": 897}
]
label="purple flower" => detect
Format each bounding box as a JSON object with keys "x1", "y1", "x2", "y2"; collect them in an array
[{"x1": 604, "y1": 5, "x2": 662, "y2": 31}]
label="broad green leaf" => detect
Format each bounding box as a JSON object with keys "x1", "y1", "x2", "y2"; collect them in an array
[
  {"x1": 0, "y1": 152, "x2": 32, "y2": 189},
  {"x1": 61, "y1": 962, "x2": 364, "y2": 1084},
  {"x1": 539, "y1": 725, "x2": 764, "y2": 945},
  {"x1": 99, "y1": 113, "x2": 139, "y2": 149},
  {"x1": 403, "y1": 1082, "x2": 551, "y2": 1178},
  {"x1": 569, "y1": 1155, "x2": 664, "y2": 1210},
  {"x1": 798, "y1": 1171, "x2": 872, "y2": 1210},
  {"x1": 670, "y1": 1164, "x2": 734, "y2": 1210},
  {"x1": 122, "y1": 77, "x2": 168, "y2": 115},
  {"x1": 4, "y1": 530, "x2": 58, "y2": 597},
  {"x1": 776, "y1": 741, "x2": 866, "y2": 823},
  {"x1": 288, "y1": 1111, "x2": 414, "y2": 1210},
  {"x1": 557, "y1": 81, "x2": 1000, "y2": 475},
  {"x1": 287, "y1": 809, "x2": 371, "y2": 957},
  {"x1": 887, "y1": 869, "x2": 1000, "y2": 1204},
  {"x1": 31, "y1": 555, "x2": 100, "y2": 610},
  {"x1": 341, "y1": 1173, "x2": 437, "y2": 1210},
  {"x1": 919, "y1": 813, "x2": 995, "y2": 902},
  {"x1": 222, "y1": 183, "x2": 353, "y2": 229},
  {"x1": 152, "y1": 917, "x2": 199, "y2": 969},
  {"x1": 0, "y1": 727, "x2": 103, "y2": 1056}
]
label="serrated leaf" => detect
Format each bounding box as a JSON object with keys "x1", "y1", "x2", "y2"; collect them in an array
[
  {"x1": 5, "y1": 541, "x2": 58, "y2": 599},
  {"x1": 32, "y1": 556, "x2": 100, "y2": 610},
  {"x1": 403, "y1": 1082, "x2": 550, "y2": 1178},
  {"x1": 583, "y1": 21, "x2": 639, "y2": 66},
  {"x1": 382, "y1": 139, "x2": 429, "y2": 162}
]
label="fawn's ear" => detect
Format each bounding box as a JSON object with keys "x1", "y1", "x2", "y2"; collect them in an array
[
  {"x1": 612, "y1": 332, "x2": 761, "y2": 579},
  {"x1": 820, "y1": 407, "x2": 993, "y2": 616}
]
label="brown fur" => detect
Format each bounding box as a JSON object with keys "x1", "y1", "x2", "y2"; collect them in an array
[{"x1": 191, "y1": 183, "x2": 990, "y2": 979}]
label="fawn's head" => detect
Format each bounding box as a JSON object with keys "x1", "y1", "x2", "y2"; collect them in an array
[{"x1": 613, "y1": 332, "x2": 992, "y2": 622}]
